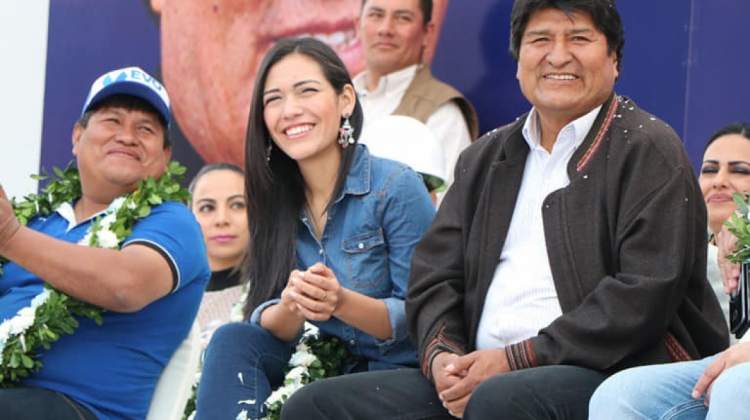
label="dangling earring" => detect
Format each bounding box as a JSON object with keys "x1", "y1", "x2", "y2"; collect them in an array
[
  {"x1": 266, "y1": 143, "x2": 273, "y2": 162},
  {"x1": 338, "y1": 115, "x2": 355, "y2": 148}
]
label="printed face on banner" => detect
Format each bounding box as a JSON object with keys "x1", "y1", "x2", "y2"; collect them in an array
[{"x1": 149, "y1": 0, "x2": 449, "y2": 167}]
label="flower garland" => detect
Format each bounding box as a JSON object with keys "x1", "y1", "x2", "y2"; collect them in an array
[
  {"x1": 182, "y1": 320, "x2": 351, "y2": 420},
  {"x1": 0, "y1": 160, "x2": 190, "y2": 387},
  {"x1": 257, "y1": 323, "x2": 351, "y2": 420}
]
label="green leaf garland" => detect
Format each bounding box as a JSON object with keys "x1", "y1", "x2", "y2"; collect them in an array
[{"x1": 0, "y1": 160, "x2": 190, "y2": 387}]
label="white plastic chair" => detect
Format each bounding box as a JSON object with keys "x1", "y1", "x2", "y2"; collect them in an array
[
  {"x1": 359, "y1": 115, "x2": 447, "y2": 193},
  {"x1": 146, "y1": 320, "x2": 202, "y2": 420}
]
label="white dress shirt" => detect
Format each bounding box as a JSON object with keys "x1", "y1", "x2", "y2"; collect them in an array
[
  {"x1": 475, "y1": 105, "x2": 601, "y2": 350},
  {"x1": 353, "y1": 65, "x2": 472, "y2": 205}
]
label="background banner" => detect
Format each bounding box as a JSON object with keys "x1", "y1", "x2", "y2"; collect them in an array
[{"x1": 3, "y1": 0, "x2": 749, "y2": 197}]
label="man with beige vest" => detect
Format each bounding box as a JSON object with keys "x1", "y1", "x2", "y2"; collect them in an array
[{"x1": 354, "y1": 0, "x2": 479, "y2": 203}]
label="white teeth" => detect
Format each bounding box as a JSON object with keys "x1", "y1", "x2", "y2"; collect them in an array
[
  {"x1": 297, "y1": 29, "x2": 357, "y2": 49},
  {"x1": 546, "y1": 74, "x2": 577, "y2": 80},
  {"x1": 286, "y1": 125, "x2": 313, "y2": 136}
]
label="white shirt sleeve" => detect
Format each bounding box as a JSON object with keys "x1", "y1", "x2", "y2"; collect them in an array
[{"x1": 425, "y1": 100, "x2": 473, "y2": 206}]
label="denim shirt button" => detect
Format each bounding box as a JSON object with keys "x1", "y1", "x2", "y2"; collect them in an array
[
  {"x1": 349, "y1": 339, "x2": 356, "y2": 345},
  {"x1": 318, "y1": 249, "x2": 324, "y2": 255},
  {"x1": 357, "y1": 242, "x2": 364, "y2": 250}
]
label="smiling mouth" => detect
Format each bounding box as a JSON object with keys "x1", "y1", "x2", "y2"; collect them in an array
[
  {"x1": 545, "y1": 74, "x2": 578, "y2": 80},
  {"x1": 708, "y1": 195, "x2": 733, "y2": 203},
  {"x1": 273, "y1": 27, "x2": 358, "y2": 54},
  {"x1": 286, "y1": 124, "x2": 314, "y2": 136},
  {"x1": 301, "y1": 28, "x2": 358, "y2": 51},
  {"x1": 108, "y1": 150, "x2": 139, "y2": 160}
]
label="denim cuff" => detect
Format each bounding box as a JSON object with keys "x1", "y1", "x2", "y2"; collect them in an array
[
  {"x1": 375, "y1": 297, "x2": 408, "y2": 348},
  {"x1": 249, "y1": 298, "x2": 281, "y2": 325}
]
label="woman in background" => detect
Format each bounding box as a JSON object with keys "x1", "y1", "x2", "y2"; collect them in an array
[
  {"x1": 189, "y1": 163, "x2": 247, "y2": 291},
  {"x1": 188, "y1": 163, "x2": 248, "y2": 347},
  {"x1": 700, "y1": 122, "x2": 750, "y2": 341},
  {"x1": 193, "y1": 37, "x2": 435, "y2": 420}
]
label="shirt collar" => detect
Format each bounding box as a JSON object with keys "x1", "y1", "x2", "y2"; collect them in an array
[
  {"x1": 335, "y1": 144, "x2": 371, "y2": 202},
  {"x1": 55, "y1": 198, "x2": 122, "y2": 231},
  {"x1": 353, "y1": 64, "x2": 420, "y2": 97},
  {"x1": 521, "y1": 105, "x2": 603, "y2": 151}
]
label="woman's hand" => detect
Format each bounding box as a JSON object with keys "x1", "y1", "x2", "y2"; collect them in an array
[
  {"x1": 716, "y1": 224, "x2": 741, "y2": 295},
  {"x1": 693, "y1": 342, "x2": 750, "y2": 405},
  {"x1": 278, "y1": 269, "x2": 306, "y2": 318},
  {"x1": 289, "y1": 262, "x2": 341, "y2": 321}
]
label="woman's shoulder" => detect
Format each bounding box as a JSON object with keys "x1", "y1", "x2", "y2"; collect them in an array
[{"x1": 367, "y1": 153, "x2": 425, "y2": 191}]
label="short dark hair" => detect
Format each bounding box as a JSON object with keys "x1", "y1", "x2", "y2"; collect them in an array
[
  {"x1": 187, "y1": 162, "x2": 244, "y2": 208},
  {"x1": 705, "y1": 122, "x2": 750, "y2": 151},
  {"x1": 76, "y1": 94, "x2": 171, "y2": 149},
  {"x1": 361, "y1": 0, "x2": 433, "y2": 27},
  {"x1": 509, "y1": 0, "x2": 624, "y2": 73}
]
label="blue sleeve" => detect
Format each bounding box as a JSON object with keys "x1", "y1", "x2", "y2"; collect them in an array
[
  {"x1": 122, "y1": 201, "x2": 210, "y2": 292},
  {"x1": 379, "y1": 168, "x2": 435, "y2": 348},
  {"x1": 249, "y1": 298, "x2": 280, "y2": 325}
]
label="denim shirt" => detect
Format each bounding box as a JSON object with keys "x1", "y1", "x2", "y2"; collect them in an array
[{"x1": 251, "y1": 144, "x2": 435, "y2": 370}]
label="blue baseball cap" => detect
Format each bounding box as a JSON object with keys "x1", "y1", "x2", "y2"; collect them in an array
[{"x1": 81, "y1": 67, "x2": 171, "y2": 126}]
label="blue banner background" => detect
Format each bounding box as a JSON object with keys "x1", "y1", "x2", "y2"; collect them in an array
[{"x1": 41, "y1": 0, "x2": 750, "y2": 181}]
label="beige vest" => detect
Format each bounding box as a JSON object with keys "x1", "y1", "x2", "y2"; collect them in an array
[{"x1": 392, "y1": 66, "x2": 480, "y2": 140}]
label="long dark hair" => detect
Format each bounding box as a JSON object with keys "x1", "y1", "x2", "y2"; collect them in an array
[{"x1": 241, "y1": 37, "x2": 364, "y2": 319}]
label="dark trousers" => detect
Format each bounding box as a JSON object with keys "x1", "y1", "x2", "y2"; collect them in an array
[
  {"x1": 281, "y1": 365, "x2": 606, "y2": 420},
  {"x1": 0, "y1": 387, "x2": 99, "y2": 420}
]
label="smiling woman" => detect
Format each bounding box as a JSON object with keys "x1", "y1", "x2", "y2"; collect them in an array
[{"x1": 192, "y1": 37, "x2": 435, "y2": 420}]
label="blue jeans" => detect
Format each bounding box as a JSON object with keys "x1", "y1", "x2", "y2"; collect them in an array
[
  {"x1": 0, "y1": 387, "x2": 98, "y2": 420},
  {"x1": 194, "y1": 322, "x2": 293, "y2": 420},
  {"x1": 589, "y1": 353, "x2": 750, "y2": 419}
]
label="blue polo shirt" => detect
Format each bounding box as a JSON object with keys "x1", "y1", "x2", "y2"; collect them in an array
[{"x1": 0, "y1": 200, "x2": 210, "y2": 420}]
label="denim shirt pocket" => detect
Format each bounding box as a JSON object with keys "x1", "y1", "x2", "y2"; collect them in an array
[{"x1": 341, "y1": 229, "x2": 388, "y2": 290}]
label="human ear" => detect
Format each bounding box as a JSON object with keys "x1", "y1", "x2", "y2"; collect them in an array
[
  {"x1": 71, "y1": 124, "x2": 84, "y2": 156},
  {"x1": 340, "y1": 84, "x2": 357, "y2": 116}
]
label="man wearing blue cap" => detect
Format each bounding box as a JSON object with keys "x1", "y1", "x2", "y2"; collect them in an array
[{"x1": 0, "y1": 67, "x2": 209, "y2": 420}]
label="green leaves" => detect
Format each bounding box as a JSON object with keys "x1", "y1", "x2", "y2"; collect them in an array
[
  {"x1": 0, "y1": 160, "x2": 191, "y2": 387},
  {"x1": 725, "y1": 191, "x2": 750, "y2": 264},
  {"x1": 262, "y1": 333, "x2": 352, "y2": 420},
  {"x1": 0, "y1": 286, "x2": 103, "y2": 388}
]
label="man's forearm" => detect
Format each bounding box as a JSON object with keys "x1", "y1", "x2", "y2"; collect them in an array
[{"x1": 0, "y1": 227, "x2": 173, "y2": 311}]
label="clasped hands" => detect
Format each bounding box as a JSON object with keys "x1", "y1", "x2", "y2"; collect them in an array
[
  {"x1": 432, "y1": 349, "x2": 510, "y2": 418},
  {"x1": 280, "y1": 262, "x2": 341, "y2": 322}
]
